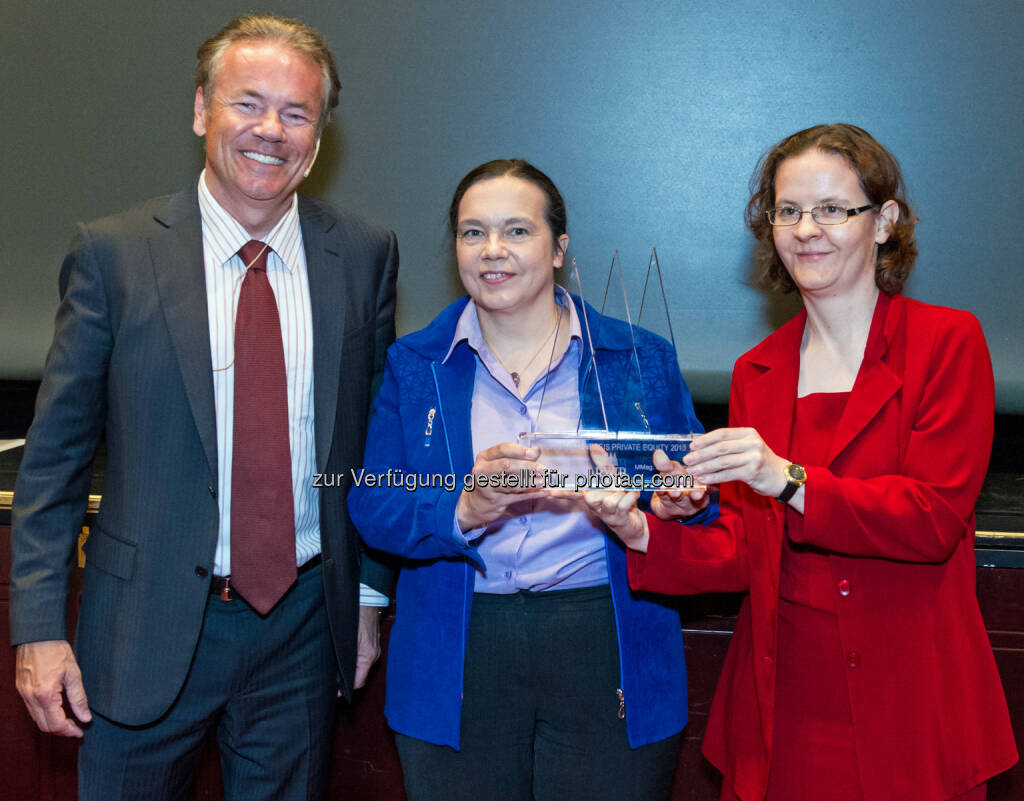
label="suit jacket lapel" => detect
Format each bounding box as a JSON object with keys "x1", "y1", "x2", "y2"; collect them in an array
[
  {"x1": 748, "y1": 294, "x2": 903, "y2": 469},
  {"x1": 744, "y1": 312, "x2": 802, "y2": 458},
  {"x1": 742, "y1": 312, "x2": 802, "y2": 569},
  {"x1": 824, "y1": 292, "x2": 903, "y2": 466},
  {"x1": 150, "y1": 189, "x2": 218, "y2": 480},
  {"x1": 300, "y1": 198, "x2": 347, "y2": 473}
]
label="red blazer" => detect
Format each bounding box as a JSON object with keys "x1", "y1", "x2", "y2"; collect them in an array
[{"x1": 629, "y1": 293, "x2": 1017, "y2": 801}]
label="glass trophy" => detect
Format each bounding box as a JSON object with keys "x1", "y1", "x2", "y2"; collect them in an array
[{"x1": 518, "y1": 249, "x2": 704, "y2": 492}]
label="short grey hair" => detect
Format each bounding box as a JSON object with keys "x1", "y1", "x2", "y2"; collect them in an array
[{"x1": 194, "y1": 14, "x2": 341, "y2": 133}]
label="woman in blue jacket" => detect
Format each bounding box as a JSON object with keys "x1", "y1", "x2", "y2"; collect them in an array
[{"x1": 349, "y1": 159, "x2": 714, "y2": 801}]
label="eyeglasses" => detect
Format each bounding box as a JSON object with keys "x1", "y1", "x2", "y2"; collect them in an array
[{"x1": 767, "y1": 204, "x2": 876, "y2": 226}]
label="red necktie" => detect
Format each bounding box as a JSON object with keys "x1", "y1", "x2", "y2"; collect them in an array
[{"x1": 230, "y1": 240, "x2": 296, "y2": 614}]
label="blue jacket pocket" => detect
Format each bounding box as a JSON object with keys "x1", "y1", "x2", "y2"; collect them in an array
[{"x1": 82, "y1": 525, "x2": 136, "y2": 580}]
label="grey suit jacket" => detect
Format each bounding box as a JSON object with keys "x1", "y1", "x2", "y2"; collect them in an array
[{"x1": 10, "y1": 186, "x2": 398, "y2": 724}]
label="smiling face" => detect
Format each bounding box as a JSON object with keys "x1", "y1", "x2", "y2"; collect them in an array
[
  {"x1": 455, "y1": 175, "x2": 569, "y2": 319},
  {"x1": 772, "y1": 148, "x2": 897, "y2": 299},
  {"x1": 192, "y1": 39, "x2": 322, "y2": 235}
]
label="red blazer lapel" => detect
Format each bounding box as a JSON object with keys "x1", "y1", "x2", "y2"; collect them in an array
[
  {"x1": 824, "y1": 293, "x2": 904, "y2": 466},
  {"x1": 743, "y1": 309, "x2": 803, "y2": 456},
  {"x1": 740, "y1": 310, "x2": 804, "y2": 569}
]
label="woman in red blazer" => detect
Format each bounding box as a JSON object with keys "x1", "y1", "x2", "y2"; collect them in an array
[{"x1": 587, "y1": 124, "x2": 1017, "y2": 800}]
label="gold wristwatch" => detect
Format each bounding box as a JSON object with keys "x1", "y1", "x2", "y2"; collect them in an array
[{"x1": 775, "y1": 462, "x2": 806, "y2": 503}]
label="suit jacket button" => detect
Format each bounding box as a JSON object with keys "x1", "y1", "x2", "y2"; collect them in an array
[
  {"x1": 208, "y1": 485, "x2": 217, "y2": 499},
  {"x1": 847, "y1": 651, "x2": 860, "y2": 668},
  {"x1": 195, "y1": 566, "x2": 209, "y2": 578},
  {"x1": 838, "y1": 579, "x2": 851, "y2": 596}
]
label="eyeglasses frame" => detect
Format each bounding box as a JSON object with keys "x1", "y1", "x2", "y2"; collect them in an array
[{"x1": 767, "y1": 203, "x2": 877, "y2": 227}]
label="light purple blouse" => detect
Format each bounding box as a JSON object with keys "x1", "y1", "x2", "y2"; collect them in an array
[{"x1": 444, "y1": 289, "x2": 610, "y2": 593}]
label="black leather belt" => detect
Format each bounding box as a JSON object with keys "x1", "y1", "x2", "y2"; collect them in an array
[{"x1": 210, "y1": 554, "x2": 322, "y2": 602}]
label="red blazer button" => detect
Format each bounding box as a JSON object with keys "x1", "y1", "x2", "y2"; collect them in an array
[
  {"x1": 847, "y1": 651, "x2": 860, "y2": 668},
  {"x1": 838, "y1": 579, "x2": 851, "y2": 596}
]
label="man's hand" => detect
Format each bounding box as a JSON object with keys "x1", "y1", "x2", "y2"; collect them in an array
[
  {"x1": 455, "y1": 442, "x2": 548, "y2": 531},
  {"x1": 15, "y1": 640, "x2": 91, "y2": 737},
  {"x1": 649, "y1": 448, "x2": 711, "y2": 520},
  {"x1": 354, "y1": 605, "x2": 383, "y2": 690}
]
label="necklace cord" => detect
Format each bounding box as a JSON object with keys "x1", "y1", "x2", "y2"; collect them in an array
[{"x1": 489, "y1": 305, "x2": 564, "y2": 390}]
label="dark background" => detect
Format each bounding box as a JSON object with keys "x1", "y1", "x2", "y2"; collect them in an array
[
  {"x1": 3, "y1": 0, "x2": 1023, "y2": 411},
  {"x1": 3, "y1": 6, "x2": 1023, "y2": 797}
]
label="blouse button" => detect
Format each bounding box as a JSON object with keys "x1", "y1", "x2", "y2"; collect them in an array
[
  {"x1": 837, "y1": 579, "x2": 851, "y2": 597},
  {"x1": 847, "y1": 651, "x2": 860, "y2": 668}
]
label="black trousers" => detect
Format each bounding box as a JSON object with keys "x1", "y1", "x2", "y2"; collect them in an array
[{"x1": 396, "y1": 585, "x2": 681, "y2": 801}]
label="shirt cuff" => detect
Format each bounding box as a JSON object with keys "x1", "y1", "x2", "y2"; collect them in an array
[
  {"x1": 454, "y1": 507, "x2": 487, "y2": 543},
  {"x1": 359, "y1": 583, "x2": 390, "y2": 607}
]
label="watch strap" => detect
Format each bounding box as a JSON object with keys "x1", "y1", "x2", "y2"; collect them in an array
[
  {"x1": 775, "y1": 463, "x2": 806, "y2": 503},
  {"x1": 776, "y1": 480, "x2": 800, "y2": 504}
]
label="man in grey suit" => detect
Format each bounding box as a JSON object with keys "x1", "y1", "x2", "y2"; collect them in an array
[{"x1": 10, "y1": 14, "x2": 397, "y2": 800}]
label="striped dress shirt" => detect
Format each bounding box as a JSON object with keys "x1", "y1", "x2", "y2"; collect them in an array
[
  {"x1": 197, "y1": 173, "x2": 387, "y2": 605},
  {"x1": 198, "y1": 172, "x2": 320, "y2": 578}
]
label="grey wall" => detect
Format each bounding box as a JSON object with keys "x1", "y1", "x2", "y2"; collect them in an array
[{"x1": 5, "y1": 0, "x2": 1023, "y2": 410}]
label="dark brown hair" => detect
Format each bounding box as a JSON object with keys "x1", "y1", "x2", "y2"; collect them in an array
[
  {"x1": 746, "y1": 123, "x2": 918, "y2": 294},
  {"x1": 195, "y1": 14, "x2": 341, "y2": 134},
  {"x1": 449, "y1": 159, "x2": 567, "y2": 250}
]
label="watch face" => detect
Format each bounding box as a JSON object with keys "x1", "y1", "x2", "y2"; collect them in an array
[{"x1": 787, "y1": 464, "x2": 807, "y2": 482}]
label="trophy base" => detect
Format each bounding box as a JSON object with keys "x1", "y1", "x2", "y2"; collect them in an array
[{"x1": 518, "y1": 430, "x2": 705, "y2": 492}]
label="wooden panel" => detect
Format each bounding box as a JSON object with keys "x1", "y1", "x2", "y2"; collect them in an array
[
  {"x1": 0, "y1": 522, "x2": 43, "y2": 800},
  {"x1": 981, "y1": 569, "x2": 1024, "y2": 800},
  {"x1": 327, "y1": 616, "x2": 408, "y2": 800},
  {"x1": 673, "y1": 629, "x2": 733, "y2": 799},
  {"x1": 3, "y1": 529, "x2": 1022, "y2": 800},
  {"x1": 2, "y1": 523, "x2": 84, "y2": 801}
]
